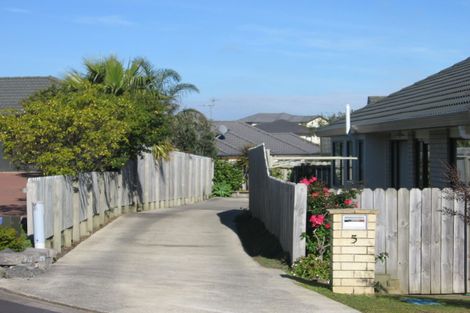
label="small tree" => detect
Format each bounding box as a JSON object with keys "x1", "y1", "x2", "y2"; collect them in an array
[
  {"x1": 442, "y1": 163, "x2": 470, "y2": 225},
  {"x1": 172, "y1": 109, "x2": 217, "y2": 158},
  {"x1": 212, "y1": 159, "x2": 244, "y2": 196},
  {"x1": 0, "y1": 86, "x2": 131, "y2": 176}
]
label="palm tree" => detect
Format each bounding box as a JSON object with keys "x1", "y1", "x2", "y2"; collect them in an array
[{"x1": 65, "y1": 55, "x2": 198, "y2": 102}]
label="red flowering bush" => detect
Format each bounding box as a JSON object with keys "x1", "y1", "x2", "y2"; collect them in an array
[
  {"x1": 292, "y1": 177, "x2": 359, "y2": 281},
  {"x1": 299, "y1": 176, "x2": 359, "y2": 264}
]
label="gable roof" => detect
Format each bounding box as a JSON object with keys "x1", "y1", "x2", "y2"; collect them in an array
[
  {"x1": 0, "y1": 76, "x2": 59, "y2": 110},
  {"x1": 317, "y1": 57, "x2": 470, "y2": 136},
  {"x1": 239, "y1": 113, "x2": 321, "y2": 124},
  {"x1": 213, "y1": 121, "x2": 320, "y2": 157},
  {"x1": 254, "y1": 119, "x2": 312, "y2": 135}
]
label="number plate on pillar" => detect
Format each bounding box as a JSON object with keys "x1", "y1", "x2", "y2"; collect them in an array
[{"x1": 342, "y1": 215, "x2": 367, "y2": 230}]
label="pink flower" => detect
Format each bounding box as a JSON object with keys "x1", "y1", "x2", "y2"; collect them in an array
[
  {"x1": 344, "y1": 199, "x2": 353, "y2": 206},
  {"x1": 299, "y1": 178, "x2": 311, "y2": 185},
  {"x1": 324, "y1": 223, "x2": 331, "y2": 229},
  {"x1": 309, "y1": 214, "x2": 325, "y2": 227},
  {"x1": 309, "y1": 177, "x2": 318, "y2": 183},
  {"x1": 311, "y1": 192, "x2": 320, "y2": 198}
]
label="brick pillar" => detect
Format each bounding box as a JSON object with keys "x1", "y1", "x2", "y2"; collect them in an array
[{"x1": 328, "y1": 209, "x2": 377, "y2": 294}]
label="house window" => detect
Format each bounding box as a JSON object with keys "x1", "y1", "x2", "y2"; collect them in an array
[
  {"x1": 390, "y1": 141, "x2": 400, "y2": 188},
  {"x1": 357, "y1": 140, "x2": 364, "y2": 182},
  {"x1": 332, "y1": 142, "x2": 343, "y2": 186},
  {"x1": 415, "y1": 140, "x2": 430, "y2": 188},
  {"x1": 346, "y1": 141, "x2": 353, "y2": 181},
  {"x1": 454, "y1": 139, "x2": 470, "y2": 184}
]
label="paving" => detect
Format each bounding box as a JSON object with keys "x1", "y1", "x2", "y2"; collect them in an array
[
  {"x1": 0, "y1": 198, "x2": 358, "y2": 313},
  {"x1": 0, "y1": 289, "x2": 93, "y2": 313}
]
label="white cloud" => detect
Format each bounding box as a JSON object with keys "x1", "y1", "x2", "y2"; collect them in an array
[
  {"x1": 74, "y1": 15, "x2": 134, "y2": 27},
  {"x1": 238, "y1": 24, "x2": 462, "y2": 58},
  {"x1": 4, "y1": 7, "x2": 31, "y2": 14}
]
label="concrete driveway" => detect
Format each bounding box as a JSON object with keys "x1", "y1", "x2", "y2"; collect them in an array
[{"x1": 0, "y1": 198, "x2": 358, "y2": 313}]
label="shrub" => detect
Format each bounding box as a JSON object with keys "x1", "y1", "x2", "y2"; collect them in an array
[
  {"x1": 291, "y1": 176, "x2": 360, "y2": 281},
  {"x1": 213, "y1": 159, "x2": 244, "y2": 193},
  {"x1": 212, "y1": 181, "x2": 233, "y2": 197},
  {"x1": 290, "y1": 254, "x2": 330, "y2": 281},
  {"x1": 0, "y1": 226, "x2": 32, "y2": 252}
]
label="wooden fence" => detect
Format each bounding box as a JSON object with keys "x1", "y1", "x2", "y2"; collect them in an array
[
  {"x1": 248, "y1": 144, "x2": 307, "y2": 264},
  {"x1": 354, "y1": 188, "x2": 469, "y2": 294},
  {"x1": 26, "y1": 151, "x2": 214, "y2": 253}
]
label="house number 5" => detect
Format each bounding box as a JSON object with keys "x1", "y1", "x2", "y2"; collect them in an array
[{"x1": 351, "y1": 235, "x2": 357, "y2": 244}]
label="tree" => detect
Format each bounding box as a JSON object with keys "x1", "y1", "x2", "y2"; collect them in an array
[
  {"x1": 0, "y1": 55, "x2": 199, "y2": 176},
  {"x1": 0, "y1": 85, "x2": 131, "y2": 176},
  {"x1": 171, "y1": 109, "x2": 217, "y2": 158},
  {"x1": 65, "y1": 55, "x2": 198, "y2": 110}
]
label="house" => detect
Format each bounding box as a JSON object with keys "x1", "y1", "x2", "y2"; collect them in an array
[
  {"x1": 239, "y1": 113, "x2": 328, "y2": 145},
  {"x1": 212, "y1": 120, "x2": 320, "y2": 161},
  {"x1": 317, "y1": 57, "x2": 470, "y2": 189},
  {"x1": 253, "y1": 119, "x2": 319, "y2": 144},
  {"x1": 239, "y1": 113, "x2": 327, "y2": 128},
  {"x1": 0, "y1": 76, "x2": 58, "y2": 171}
]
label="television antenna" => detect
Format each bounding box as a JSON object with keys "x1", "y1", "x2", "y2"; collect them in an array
[{"x1": 203, "y1": 98, "x2": 217, "y2": 120}]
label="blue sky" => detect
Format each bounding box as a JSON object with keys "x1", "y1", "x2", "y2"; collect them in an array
[{"x1": 1, "y1": 1, "x2": 470, "y2": 120}]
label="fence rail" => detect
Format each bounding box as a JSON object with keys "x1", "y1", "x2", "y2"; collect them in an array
[
  {"x1": 354, "y1": 188, "x2": 469, "y2": 294},
  {"x1": 26, "y1": 151, "x2": 214, "y2": 252},
  {"x1": 248, "y1": 144, "x2": 307, "y2": 264}
]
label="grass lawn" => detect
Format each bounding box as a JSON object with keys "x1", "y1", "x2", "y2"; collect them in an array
[{"x1": 235, "y1": 210, "x2": 470, "y2": 313}]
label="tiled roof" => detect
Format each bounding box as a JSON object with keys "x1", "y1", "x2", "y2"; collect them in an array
[
  {"x1": 0, "y1": 76, "x2": 59, "y2": 110},
  {"x1": 254, "y1": 119, "x2": 312, "y2": 135},
  {"x1": 239, "y1": 113, "x2": 320, "y2": 124},
  {"x1": 213, "y1": 121, "x2": 320, "y2": 157},
  {"x1": 317, "y1": 57, "x2": 470, "y2": 136}
]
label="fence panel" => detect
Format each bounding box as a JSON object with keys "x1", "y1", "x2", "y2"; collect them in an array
[
  {"x1": 430, "y1": 188, "x2": 442, "y2": 294},
  {"x1": 453, "y1": 199, "x2": 465, "y2": 293},
  {"x1": 385, "y1": 188, "x2": 398, "y2": 280},
  {"x1": 248, "y1": 144, "x2": 307, "y2": 264},
  {"x1": 409, "y1": 189, "x2": 422, "y2": 294},
  {"x1": 351, "y1": 187, "x2": 467, "y2": 294},
  {"x1": 421, "y1": 188, "x2": 432, "y2": 294},
  {"x1": 374, "y1": 189, "x2": 386, "y2": 274},
  {"x1": 27, "y1": 152, "x2": 213, "y2": 253},
  {"x1": 441, "y1": 189, "x2": 454, "y2": 293}
]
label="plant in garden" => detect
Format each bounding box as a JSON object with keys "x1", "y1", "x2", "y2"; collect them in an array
[
  {"x1": 292, "y1": 176, "x2": 359, "y2": 281},
  {"x1": 212, "y1": 181, "x2": 233, "y2": 197},
  {"x1": 0, "y1": 226, "x2": 31, "y2": 252},
  {"x1": 171, "y1": 109, "x2": 217, "y2": 158},
  {"x1": 212, "y1": 159, "x2": 244, "y2": 196},
  {"x1": 0, "y1": 56, "x2": 195, "y2": 176},
  {"x1": 290, "y1": 254, "x2": 331, "y2": 281},
  {"x1": 303, "y1": 176, "x2": 359, "y2": 259}
]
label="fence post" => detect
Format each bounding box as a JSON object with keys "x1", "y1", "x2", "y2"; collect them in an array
[
  {"x1": 72, "y1": 181, "x2": 80, "y2": 243},
  {"x1": 53, "y1": 178, "x2": 62, "y2": 253}
]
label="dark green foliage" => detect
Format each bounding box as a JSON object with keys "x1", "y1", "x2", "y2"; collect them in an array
[
  {"x1": 290, "y1": 254, "x2": 330, "y2": 281},
  {"x1": 213, "y1": 159, "x2": 244, "y2": 193},
  {"x1": 291, "y1": 176, "x2": 360, "y2": 281},
  {"x1": 0, "y1": 226, "x2": 31, "y2": 252},
  {"x1": 211, "y1": 181, "x2": 233, "y2": 197},
  {"x1": 0, "y1": 55, "x2": 197, "y2": 176},
  {"x1": 172, "y1": 109, "x2": 217, "y2": 158},
  {"x1": 270, "y1": 168, "x2": 285, "y2": 180}
]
